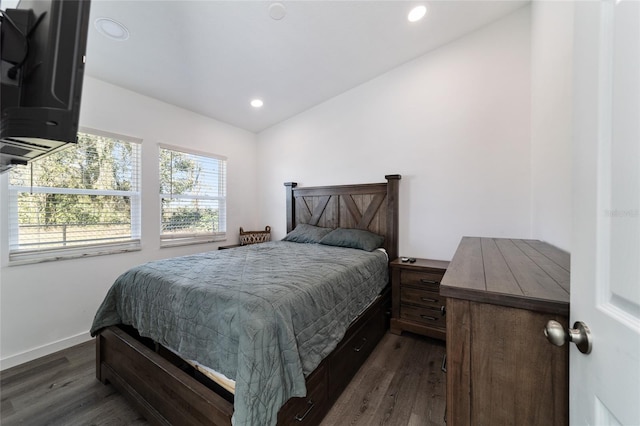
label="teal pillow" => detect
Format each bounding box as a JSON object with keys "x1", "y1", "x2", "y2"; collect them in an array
[
  {"x1": 282, "y1": 223, "x2": 332, "y2": 244},
  {"x1": 319, "y1": 228, "x2": 385, "y2": 252}
]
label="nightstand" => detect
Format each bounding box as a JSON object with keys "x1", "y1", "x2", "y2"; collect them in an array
[{"x1": 390, "y1": 257, "x2": 449, "y2": 340}]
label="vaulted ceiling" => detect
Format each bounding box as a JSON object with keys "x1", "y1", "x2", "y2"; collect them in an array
[{"x1": 83, "y1": 1, "x2": 528, "y2": 133}]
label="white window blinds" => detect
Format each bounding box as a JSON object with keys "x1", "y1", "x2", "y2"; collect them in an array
[
  {"x1": 8, "y1": 131, "x2": 142, "y2": 262},
  {"x1": 159, "y1": 146, "x2": 227, "y2": 246}
]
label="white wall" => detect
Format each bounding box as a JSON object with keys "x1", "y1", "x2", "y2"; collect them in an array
[
  {"x1": 0, "y1": 77, "x2": 259, "y2": 369},
  {"x1": 257, "y1": 6, "x2": 533, "y2": 261},
  {"x1": 530, "y1": 1, "x2": 574, "y2": 252}
]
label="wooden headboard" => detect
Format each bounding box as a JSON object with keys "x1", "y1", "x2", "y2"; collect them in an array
[{"x1": 284, "y1": 174, "x2": 401, "y2": 261}]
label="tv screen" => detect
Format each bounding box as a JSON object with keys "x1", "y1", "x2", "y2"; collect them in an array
[{"x1": 0, "y1": 0, "x2": 91, "y2": 172}]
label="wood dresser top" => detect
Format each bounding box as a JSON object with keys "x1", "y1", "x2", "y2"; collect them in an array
[{"x1": 440, "y1": 237, "x2": 570, "y2": 315}]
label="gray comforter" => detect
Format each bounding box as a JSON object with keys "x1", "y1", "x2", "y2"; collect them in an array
[{"x1": 90, "y1": 241, "x2": 388, "y2": 426}]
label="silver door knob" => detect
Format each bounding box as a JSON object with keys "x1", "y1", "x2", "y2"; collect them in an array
[{"x1": 544, "y1": 320, "x2": 592, "y2": 354}]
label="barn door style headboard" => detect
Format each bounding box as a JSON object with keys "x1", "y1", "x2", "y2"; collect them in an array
[{"x1": 284, "y1": 174, "x2": 401, "y2": 261}]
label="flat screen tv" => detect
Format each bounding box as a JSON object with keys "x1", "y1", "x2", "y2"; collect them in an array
[{"x1": 0, "y1": 0, "x2": 91, "y2": 173}]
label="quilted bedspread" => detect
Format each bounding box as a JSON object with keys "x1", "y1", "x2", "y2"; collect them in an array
[{"x1": 90, "y1": 240, "x2": 388, "y2": 426}]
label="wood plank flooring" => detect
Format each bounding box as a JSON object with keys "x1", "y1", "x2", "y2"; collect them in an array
[{"x1": 1, "y1": 332, "x2": 446, "y2": 426}]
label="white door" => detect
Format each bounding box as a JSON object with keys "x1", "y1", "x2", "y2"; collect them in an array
[{"x1": 571, "y1": 0, "x2": 640, "y2": 424}]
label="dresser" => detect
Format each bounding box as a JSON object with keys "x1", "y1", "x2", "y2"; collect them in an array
[
  {"x1": 390, "y1": 258, "x2": 450, "y2": 340},
  {"x1": 441, "y1": 237, "x2": 570, "y2": 426}
]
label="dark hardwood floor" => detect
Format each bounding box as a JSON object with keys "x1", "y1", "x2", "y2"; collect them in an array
[{"x1": 0, "y1": 332, "x2": 446, "y2": 426}]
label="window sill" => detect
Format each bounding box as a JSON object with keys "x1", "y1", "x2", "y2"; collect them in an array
[
  {"x1": 160, "y1": 235, "x2": 226, "y2": 248},
  {"x1": 8, "y1": 241, "x2": 142, "y2": 266}
]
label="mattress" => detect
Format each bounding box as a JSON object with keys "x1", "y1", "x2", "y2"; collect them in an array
[{"x1": 174, "y1": 292, "x2": 384, "y2": 395}]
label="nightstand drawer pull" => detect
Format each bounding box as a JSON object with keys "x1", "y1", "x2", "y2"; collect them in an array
[
  {"x1": 294, "y1": 399, "x2": 315, "y2": 422},
  {"x1": 420, "y1": 297, "x2": 438, "y2": 303},
  {"x1": 420, "y1": 279, "x2": 440, "y2": 285},
  {"x1": 353, "y1": 337, "x2": 368, "y2": 352},
  {"x1": 420, "y1": 314, "x2": 438, "y2": 321}
]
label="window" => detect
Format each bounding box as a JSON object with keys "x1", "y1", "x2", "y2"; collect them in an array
[
  {"x1": 8, "y1": 130, "x2": 141, "y2": 263},
  {"x1": 159, "y1": 146, "x2": 226, "y2": 246}
]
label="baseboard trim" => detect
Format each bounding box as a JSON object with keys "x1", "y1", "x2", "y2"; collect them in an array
[{"x1": 0, "y1": 332, "x2": 92, "y2": 371}]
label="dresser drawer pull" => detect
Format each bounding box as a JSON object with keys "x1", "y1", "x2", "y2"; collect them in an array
[
  {"x1": 420, "y1": 315, "x2": 437, "y2": 321},
  {"x1": 353, "y1": 337, "x2": 368, "y2": 352},
  {"x1": 420, "y1": 279, "x2": 440, "y2": 285},
  {"x1": 420, "y1": 297, "x2": 438, "y2": 303},
  {"x1": 294, "y1": 399, "x2": 315, "y2": 422}
]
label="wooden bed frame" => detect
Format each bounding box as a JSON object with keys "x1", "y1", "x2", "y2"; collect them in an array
[{"x1": 95, "y1": 174, "x2": 401, "y2": 426}]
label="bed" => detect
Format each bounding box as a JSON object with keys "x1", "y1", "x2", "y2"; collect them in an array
[{"x1": 91, "y1": 174, "x2": 401, "y2": 426}]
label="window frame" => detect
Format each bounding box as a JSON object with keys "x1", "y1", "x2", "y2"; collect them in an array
[
  {"x1": 6, "y1": 128, "x2": 142, "y2": 265},
  {"x1": 158, "y1": 144, "x2": 227, "y2": 248}
]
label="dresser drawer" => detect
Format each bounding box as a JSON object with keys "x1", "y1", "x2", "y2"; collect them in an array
[
  {"x1": 400, "y1": 304, "x2": 445, "y2": 328},
  {"x1": 400, "y1": 287, "x2": 445, "y2": 310},
  {"x1": 400, "y1": 270, "x2": 444, "y2": 291}
]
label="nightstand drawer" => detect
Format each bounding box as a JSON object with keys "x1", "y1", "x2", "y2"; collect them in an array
[
  {"x1": 401, "y1": 304, "x2": 445, "y2": 328},
  {"x1": 400, "y1": 287, "x2": 445, "y2": 309},
  {"x1": 390, "y1": 257, "x2": 449, "y2": 340},
  {"x1": 400, "y1": 270, "x2": 444, "y2": 291}
]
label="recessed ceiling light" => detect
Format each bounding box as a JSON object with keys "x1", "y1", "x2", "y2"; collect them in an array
[
  {"x1": 94, "y1": 18, "x2": 130, "y2": 41},
  {"x1": 250, "y1": 99, "x2": 264, "y2": 108},
  {"x1": 269, "y1": 2, "x2": 287, "y2": 20},
  {"x1": 408, "y1": 5, "x2": 427, "y2": 23}
]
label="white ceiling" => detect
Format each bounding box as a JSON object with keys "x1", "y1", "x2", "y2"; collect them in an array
[{"x1": 84, "y1": 0, "x2": 529, "y2": 133}]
